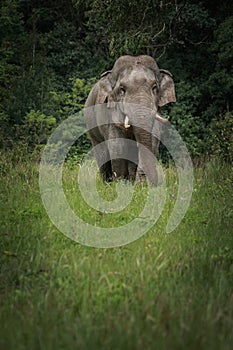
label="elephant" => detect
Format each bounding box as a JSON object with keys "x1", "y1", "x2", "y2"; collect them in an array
[{"x1": 84, "y1": 55, "x2": 176, "y2": 185}]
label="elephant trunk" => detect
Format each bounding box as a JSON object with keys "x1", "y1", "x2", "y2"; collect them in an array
[{"x1": 131, "y1": 110, "x2": 158, "y2": 185}]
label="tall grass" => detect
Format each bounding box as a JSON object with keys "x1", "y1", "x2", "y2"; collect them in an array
[{"x1": 0, "y1": 150, "x2": 232, "y2": 350}]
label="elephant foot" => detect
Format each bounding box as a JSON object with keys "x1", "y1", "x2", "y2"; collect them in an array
[
  {"x1": 99, "y1": 161, "x2": 113, "y2": 182},
  {"x1": 100, "y1": 171, "x2": 113, "y2": 183},
  {"x1": 135, "y1": 173, "x2": 147, "y2": 185},
  {"x1": 136, "y1": 171, "x2": 158, "y2": 186}
]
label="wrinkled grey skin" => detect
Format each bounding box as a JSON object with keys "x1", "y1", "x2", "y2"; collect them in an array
[{"x1": 84, "y1": 55, "x2": 176, "y2": 184}]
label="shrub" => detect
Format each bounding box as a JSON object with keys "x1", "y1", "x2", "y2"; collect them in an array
[{"x1": 208, "y1": 112, "x2": 233, "y2": 162}]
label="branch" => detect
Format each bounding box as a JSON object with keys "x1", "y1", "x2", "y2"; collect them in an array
[{"x1": 151, "y1": 23, "x2": 166, "y2": 41}]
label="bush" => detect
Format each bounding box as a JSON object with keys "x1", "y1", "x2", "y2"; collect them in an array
[
  {"x1": 169, "y1": 81, "x2": 205, "y2": 158},
  {"x1": 17, "y1": 110, "x2": 57, "y2": 151},
  {"x1": 208, "y1": 112, "x2": 233, "y2": 162}
]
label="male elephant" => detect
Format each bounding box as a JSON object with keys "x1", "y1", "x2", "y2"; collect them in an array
[{"x1": 84, "y1": 55, "x2": 176, "y2": 185}]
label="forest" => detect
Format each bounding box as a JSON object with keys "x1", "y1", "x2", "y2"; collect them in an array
[{"x1": 0, "y1": 0, "x2": 232, "y2": 160}]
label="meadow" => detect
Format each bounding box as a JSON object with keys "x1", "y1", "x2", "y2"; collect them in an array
[{"x1": 0, "y1": 150, "x2": 233, "y2": 350}]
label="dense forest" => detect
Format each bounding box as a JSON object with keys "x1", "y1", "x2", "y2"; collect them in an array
[{"x1": 0, "y1": 0, "x2": 232, "y2": 161}]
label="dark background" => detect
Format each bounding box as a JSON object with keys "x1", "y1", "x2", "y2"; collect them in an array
[{"x1": 0, "y1": 0, "x2": 232, "y2": 161}]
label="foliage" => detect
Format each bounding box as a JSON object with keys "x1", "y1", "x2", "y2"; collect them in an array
[
  {"x1": 84, "y1": 0, "x2": 164, "y2": 57},
  {"x1": 169, "y1": 81, "x2": 204, "y2": 157},
  {"x1": 208, "y1": 112, "x2": 233, "y2": 162},
  {"x1": 0, "y1": 0, "x2": 232, "y2": 161},
  {"x1": 203, "y1": 15, "x2": 233, "y2": 117},
  {"x1": 18, "y1": 110, "x2": 56, "y2": 150}
]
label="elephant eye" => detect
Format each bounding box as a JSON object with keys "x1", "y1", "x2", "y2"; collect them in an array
[
  {"x1": 152, "y1": 83, "x2": 158, "y2": 93},
  {"x1": 120, "y1": 86, "x2": 126, "y2": 95}
]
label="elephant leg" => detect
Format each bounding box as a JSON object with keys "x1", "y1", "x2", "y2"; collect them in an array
[
  {"x1": 112, "y1": 159, "x2": 128, "y2": 179},
  {"x1": 127, "y1": 140, "x2": 138, "y2": 181},
  {"x1": 108, "y1": 127, "x2": 129, "y2": 179},
  {"x1": 110, "y1": 138, "x2": 138, "y2": 181},
  {"x1": 89, "y1": 129, "x2": 112, "y2": 181},
  {"x1": 100, "y1": 160, "x2": 112, "y2": 182},
  {"x1": 108, "y1": 140, "x2": 129, "y2": 179},
  {"x1": 131, "y1": 122, "x2": 158, "y2": 185},
  {"x1": 127, "y1": 161, "x2": 137, "y2": 181},
  {"x1": 136, "y1": 145, "x2": 158, "y2": 185},
  {"x1": 94, "y1": 143, "x2": 112, "y2": 181}
]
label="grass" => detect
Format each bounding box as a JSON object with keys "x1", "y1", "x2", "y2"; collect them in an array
[{"x1": 0, "y1": 150, "x2": 233, "y2": 350}]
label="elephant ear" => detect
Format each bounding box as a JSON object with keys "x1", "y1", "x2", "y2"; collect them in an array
[
  {"x1": 158, "y1": 69, "x2": 176, "y2": 107},
  {"x1": 96, "y1": 71, "x2": 113, "y2": 104}
]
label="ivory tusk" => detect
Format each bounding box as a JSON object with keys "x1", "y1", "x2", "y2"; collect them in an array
[
  {"x1": 155, "y1": 113, "x2": 170, "y2": 124},
  {"x1": 124, "y1": 115, "x2": 131, "y2": 128}
]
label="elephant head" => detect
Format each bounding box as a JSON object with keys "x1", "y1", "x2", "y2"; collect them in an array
[
  {"x1": 85, "y1": 55, "x2": 176, "y2": 184},
  {"x1": 99, "y1": 55, "x2": 176, "y2": 126}
]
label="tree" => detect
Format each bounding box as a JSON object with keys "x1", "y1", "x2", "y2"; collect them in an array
[{"x1": 0, "y1": 0, "x2": 232, "y2": 161}]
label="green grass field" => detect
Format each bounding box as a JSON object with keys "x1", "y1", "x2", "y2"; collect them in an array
[{"x1": 0, "y1": 150, "x2": 233, "y2": 350}]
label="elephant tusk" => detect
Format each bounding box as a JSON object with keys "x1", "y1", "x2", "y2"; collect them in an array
[
  {"x1": 124, "y1": 115, "x2": 131, "y2": 128},
  {"x1": 155, "y1": 112, "x2": 171, "y2": 124}
]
